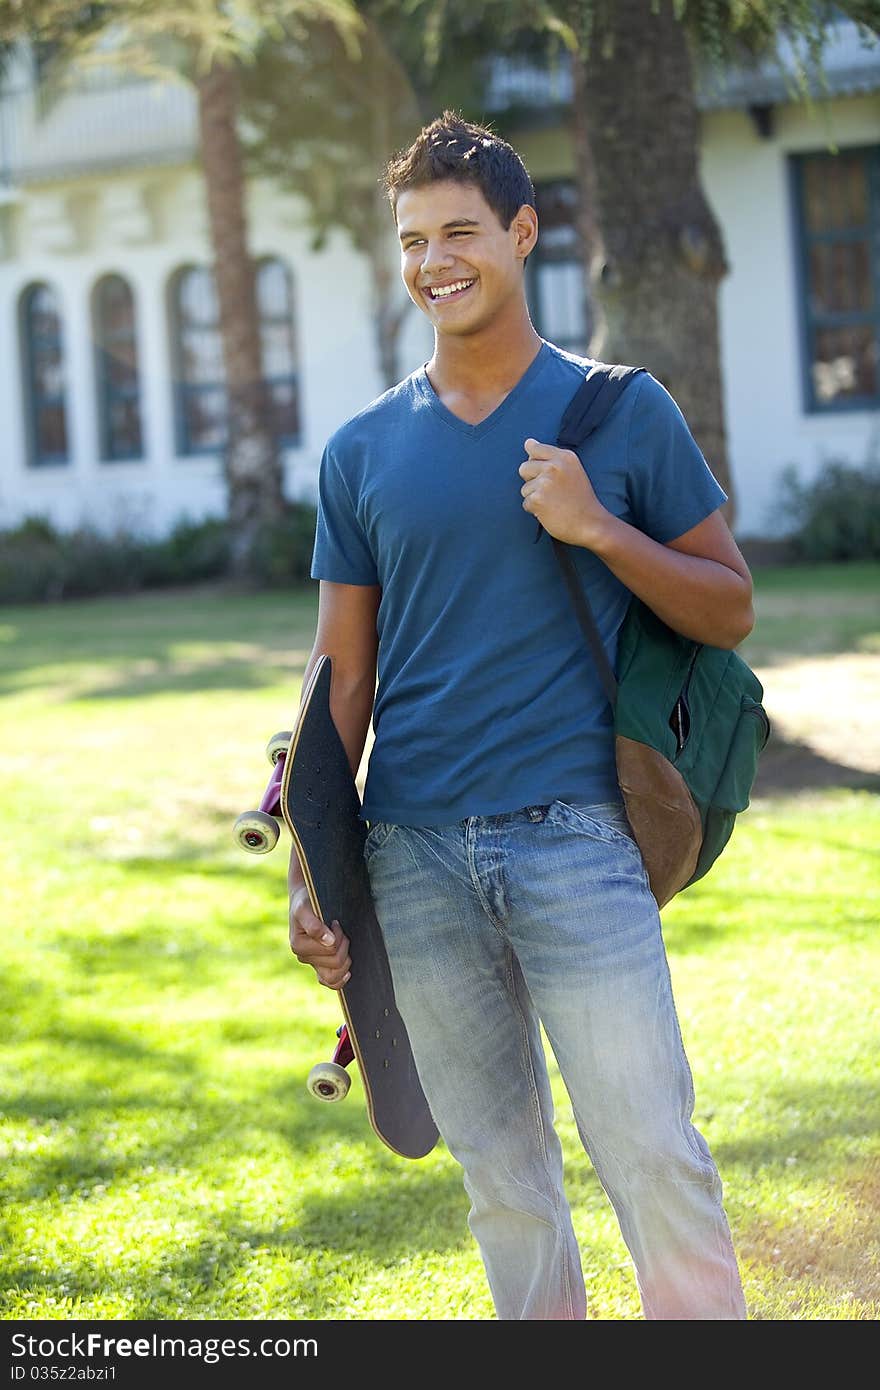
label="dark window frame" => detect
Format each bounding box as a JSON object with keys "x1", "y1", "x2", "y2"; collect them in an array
[
  {"x1": 20, "y1": 281, "x2": 69, "y2": 468},
  {"x1": 789, "y1": 144, "x2": 880, "y2": 414},
  {"x1": 526, "y1": 178, "x2": 593, "y2": 357},
  {"x1": 92, "y1": 272, "x2": 144, "y2": 463},
  {"x1": 170, "y1": 258, "x2": 301, "y2": 457}
]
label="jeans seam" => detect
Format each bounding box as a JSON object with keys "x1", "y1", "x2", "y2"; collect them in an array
[
  {"x1": 507, "y1": 947, "x2": 575, "y2": 1321},
  {"x1": 464, "y1": 820, "x2": 508, "y2": 935},
  {"x1": 551, "y1": 800, "x2": 638, "y2": 850}
]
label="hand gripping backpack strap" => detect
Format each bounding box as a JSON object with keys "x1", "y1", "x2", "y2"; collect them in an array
[{"x1": 534, "y1": 363, "x2": 647, "y2": 708}]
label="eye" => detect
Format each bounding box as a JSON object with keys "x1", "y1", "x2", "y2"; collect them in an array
[{"x1": 449, "y1": 230, "x2": 472, "y2": 238}]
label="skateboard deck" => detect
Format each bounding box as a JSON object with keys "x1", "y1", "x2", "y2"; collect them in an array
[{"x1": 279, "y1": 655, "x2": 438, "y2": 1160}]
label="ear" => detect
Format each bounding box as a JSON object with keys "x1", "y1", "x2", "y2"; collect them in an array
[{"x1": 512, "y1": 204, "x2": 539, "y2": 261}]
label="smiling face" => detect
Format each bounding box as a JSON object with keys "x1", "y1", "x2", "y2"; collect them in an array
[{"x1": 396, "y1": 180, "x2": 538, "y2": 339}]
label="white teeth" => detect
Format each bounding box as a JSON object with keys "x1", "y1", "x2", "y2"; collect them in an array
[{"x1": 428, "y1": 279, "x2": 474, "y2": 299}]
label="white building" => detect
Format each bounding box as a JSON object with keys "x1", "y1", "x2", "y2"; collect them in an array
[{"x1": 0, "y1": 21, "x2": 878, "y2": 544}]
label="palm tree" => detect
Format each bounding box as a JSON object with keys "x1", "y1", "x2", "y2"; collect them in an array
[{"x1": 2, "y1": 1, "x2": 359, "y2": 577}]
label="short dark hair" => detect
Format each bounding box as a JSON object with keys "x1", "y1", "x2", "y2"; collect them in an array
[{"x1": 382, "y1": 110, "x2": 536, "y2": 230}]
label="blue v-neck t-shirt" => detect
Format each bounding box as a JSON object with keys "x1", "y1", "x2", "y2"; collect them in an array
[{"x1": 310, "y1": 340, "x2": 728, "y2": 827}]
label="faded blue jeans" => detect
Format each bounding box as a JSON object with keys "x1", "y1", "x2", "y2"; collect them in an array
[{"x1": 363, "y1": 798, "x2": 746, "y2": 1320}]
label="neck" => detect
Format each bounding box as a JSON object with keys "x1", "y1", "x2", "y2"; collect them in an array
[{"x1": 427, "y1": 298, "x2": 543, "y2": 397}]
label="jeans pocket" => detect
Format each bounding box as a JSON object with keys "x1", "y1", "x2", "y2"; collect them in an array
[
  {"x1": 547, "y1": 799, "x2": 640, "y2": 853},
  {"x1": 363, "y1": 820, "x2": 397, "y2": 862}
]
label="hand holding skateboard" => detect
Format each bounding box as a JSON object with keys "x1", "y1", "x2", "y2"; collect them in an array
[
  {"x1": 288, "y1": 882, "x2": 351, "y2": 990},
  {"x1": 233, "y1": 655, "x2": 438, "y2": 1159}
]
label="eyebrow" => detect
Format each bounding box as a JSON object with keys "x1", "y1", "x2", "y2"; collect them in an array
[{"x1": 398, "y1": 218, "x2": 481, "y2": 242}]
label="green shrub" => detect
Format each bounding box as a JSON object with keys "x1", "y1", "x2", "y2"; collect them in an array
[
  {"x1": 0, "y1": 522, "x2": 69, "y2": 602},
  {"x1": 244, "y1": 504, "x2": 318, "y2": 586},
  {"x1": 776, "y1": 456, "x2": 880, "y2": 562},
  {"x1": 141, "y1": 518, "x2": 232, "y2": 587},
  {"x1": 0, "y1": 508, "x2": 319, "y2": 603}
]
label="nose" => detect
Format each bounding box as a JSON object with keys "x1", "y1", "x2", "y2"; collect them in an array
[{"x1": 419, "y1": 238, "x2": 455, "y2": 278}]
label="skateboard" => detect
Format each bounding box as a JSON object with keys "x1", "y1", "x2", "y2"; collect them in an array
[{"x1": 233, "y1": 654, "x2": 439, "y2": 1160}]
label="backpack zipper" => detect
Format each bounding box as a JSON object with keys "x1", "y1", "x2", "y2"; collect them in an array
[{"x1": 671, "y1": 642, "x2": 702, "y2": 757}]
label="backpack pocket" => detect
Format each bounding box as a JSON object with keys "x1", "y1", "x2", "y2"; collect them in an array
[{"x1": 691, "y1": 696, "x2": 771, "y2": 884}]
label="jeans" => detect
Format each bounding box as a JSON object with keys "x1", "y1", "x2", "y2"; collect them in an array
[{"x1": 363, "y1": 799, "x2": 746, "y2": 1320}]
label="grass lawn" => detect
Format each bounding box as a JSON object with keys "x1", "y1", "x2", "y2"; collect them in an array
[{"x1": 1, "y1": 564, "x2": 878, "y2": 1321}]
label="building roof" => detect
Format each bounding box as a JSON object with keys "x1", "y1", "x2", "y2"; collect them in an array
[
  {"x1": 483, "y1": 17, "x2": 879, "y2": 116},
  {"x1": 695, "y1": 17, "x2": 880, "y2": 108}
]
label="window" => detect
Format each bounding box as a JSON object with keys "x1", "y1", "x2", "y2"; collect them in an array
[
  {"x1": 791, "y1": 146, "x2": 880, "y2": 411},
  {"x1": 171, "y1": 258, "x2": 300, "y2": 455},
  {"x1": 20, "y1": 282, "x2": 68, "y2": 466},
  {"x1": 93, "y1": 274, "x2": 143, "y2": 461},
  {"x1": 527, "y1": 180, "x2": 593, "y2": 356},
  {"x1": 256, "y1": 257, "x2": 300, "y2": 442}
]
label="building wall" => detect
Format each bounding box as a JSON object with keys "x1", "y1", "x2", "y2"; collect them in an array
[
  {"x1": 516, "y1": 93, "x2": 880, "y2": 540},
  {"x1": 701, "y1": 92, "x2": 880, "y2": 539},
  {"x1": 2, "y1": 71, "x2": 877, "y2": 542},
  {"x1": 0, "y1": 160, "x2": 432, "y2": 536}
]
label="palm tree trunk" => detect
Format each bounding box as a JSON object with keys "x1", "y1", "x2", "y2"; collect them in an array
[
  {"x1": 569, "y1": 53, "x2": 606, "y2": 356},
  {"x1": 578, "y1": 0, "x2": 736, "y2": 523},
  {"x1": 368, "y1": 54, "x2": 404, "y2": 389},
  {"x1": 196, "y1": 60, "x2": 285, "y2": 576}
]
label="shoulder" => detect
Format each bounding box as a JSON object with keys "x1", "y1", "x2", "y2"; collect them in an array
[
  {"x1": 542, "y1": 340, "x2": 665, "y2": 414},
  {"x1": 625, "y1": 371, "x2": 700, "y2": 449},
  {"x1": 325, "y1": 372, "x2": 421, "y2": 461},
  {"x1": 627, "y1": 370, "x2": 681, "y2": 417},
  {"x1": 540, "y1": 340, "x2": 599, "y2": 387}
]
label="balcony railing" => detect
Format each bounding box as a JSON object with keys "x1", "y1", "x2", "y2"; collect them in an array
[
  {"x1": 482, "y1": 18, "x2": 879, "y2": 116},
  {"x1": 0, "y1": 73, "x2": 198, "y2": 188}
]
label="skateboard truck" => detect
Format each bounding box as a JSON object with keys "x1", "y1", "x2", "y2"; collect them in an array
[
  {"x1": 307, "y1": 1024, "x2": 356, "y2": 1103},
  {"x1": 232, "y1": 730, "x2": 291, "y2": 854},
  {"x1": 234, "y1": 733, "x2": 359, "y2": 1109}
]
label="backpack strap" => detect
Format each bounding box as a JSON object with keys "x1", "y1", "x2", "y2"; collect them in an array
[{"x1": 537, "y1": 363, "x2": 647, "y2": 709}]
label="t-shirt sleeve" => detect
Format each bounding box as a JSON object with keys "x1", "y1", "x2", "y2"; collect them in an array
[
  {"x1": 310, "y1": 442, "x2": 379, "y2": 585},
  {"x1": 626, "y1": 372, "x2": 728, "y2": 544}
]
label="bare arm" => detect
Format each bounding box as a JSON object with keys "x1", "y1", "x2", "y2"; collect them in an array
[
  {"x1": 520, "y1": 441, "x2": 754, "y2": 648},
  {"x1": 288, "y1": 580, "x2": 380, "y2": 989},
  {"x1": 588, "y1": 508, "x2": 755, "y2": 649}
]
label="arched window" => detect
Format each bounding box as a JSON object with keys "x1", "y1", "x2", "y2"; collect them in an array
[
  {"x1": 93, "y1": 274, "x2": 143, "y2": 461},
  {"x1": 20, "y1": 282, "x2": 69, "y2": 466},
  {"x1": 256, "y1": 257, "x2": 300, "y2": 442},
  {"x1": 172, "y1": 265, "x2": 226, "y2": 455},
  {"x1": 171, "y1": 259, "x2": 300, "y2": 455}
]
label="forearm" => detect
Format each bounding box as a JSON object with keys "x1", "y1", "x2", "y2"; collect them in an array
[
  {"x1": 587, "y1": 513, "x2": 753, "y2": 649},
  {"x1": 287, "y1": 654, "x2": 375, "y2": 891}
]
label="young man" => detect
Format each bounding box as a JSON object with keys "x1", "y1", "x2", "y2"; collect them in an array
[{"x1": 288, "y1": 111, "x2": 752, "y2": 1320}]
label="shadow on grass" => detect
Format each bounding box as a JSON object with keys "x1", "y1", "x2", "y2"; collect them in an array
[
  {"x1": 1, "y1": 1163, "x2": 473, "y2": 1318},
  {"x1": 102, "y1": 847, "x2": 282, "y2": 880},
  {"x1": 76, "y1": 659, "x2": 300, "y2": 703},
  {"x1": 276, "y1": 1164, "x2": 469, "y2": 1260},
  {"x1": 1, "y1": 1075, "x2": 335, "y2": 1203},
  {"x1": 3, "y1": 1065, "x2": 877, "y2": 1315},
  {"x1": 748, "y1": 822, "x2": 880, "y2": 861},
  {"x1": 3, "y1": 919, "x2": 285, "y2": 996},
  {"x1": 734, "y1": 1154, "x2": 880, "y2": 1312},
  {"x1": 753, "y1": 730, "x2": 880, "y2": 797},
  {"x1": 711, "y1": 1078, "x2": 880, "y2": 1171},
  {"x1": 0, "y1": 585, "x2": 317, "y2": 702},
  {"x1": 661, "y1": 896, "x2": 874, "y2": 956}
]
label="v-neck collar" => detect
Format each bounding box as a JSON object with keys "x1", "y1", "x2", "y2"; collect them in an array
[{"x1": 414, "y1": 341, "x2": 551, "y2": 439}]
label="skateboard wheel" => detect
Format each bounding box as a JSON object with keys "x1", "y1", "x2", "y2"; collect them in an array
[
  {"x1": 233, "y1": 810, "x2": 280, "y2": 855},
  {"x1": 307, "y1": 1061, "x2": 351, "y2": 1103},
  {"x1": 265, "y1": 730, "x2": 293, "y2": 766}
]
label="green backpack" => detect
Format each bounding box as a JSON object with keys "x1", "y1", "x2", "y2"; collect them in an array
[{"x1": 539, "y1": 363, "x2": 771, "y2": 908}]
